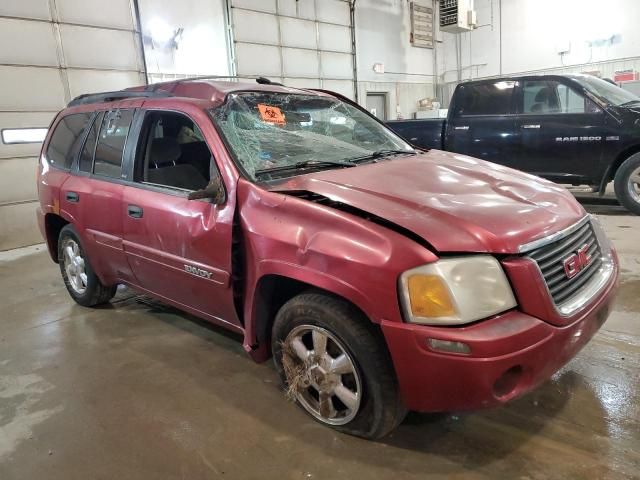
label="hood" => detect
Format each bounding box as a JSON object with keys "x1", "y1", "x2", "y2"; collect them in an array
[{"x1": 270, "y1": 150, "x2": 586, "y2": 254}]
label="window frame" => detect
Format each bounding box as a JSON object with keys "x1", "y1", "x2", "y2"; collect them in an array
[
  {"x1": 44, "y1": 112, "x2": 94, "y2": 171},
  {"x1": 516, "y1": 78, "x2": 601, "y2": 116},
  {"x1": 127, "y1": 108, "x2": 225, "y2": 199},
  {"x1": 92, "y1": 108, "x2": 136, "y2": 180},
  {"x1": 452, "y1": 80, "x2": 519, "y2": 118}
]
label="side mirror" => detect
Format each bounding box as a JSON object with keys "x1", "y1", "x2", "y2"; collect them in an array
[{"x1": 188, "y1": 176, "x2": 226, "y2": 204}]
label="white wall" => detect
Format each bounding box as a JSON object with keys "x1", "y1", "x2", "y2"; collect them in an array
[
  {"x1": 355, "y1": 0, "x2": 436, "y2": 119},
  {"x1": 438, "y1": 0, "x2": 640, "y2": 88}
]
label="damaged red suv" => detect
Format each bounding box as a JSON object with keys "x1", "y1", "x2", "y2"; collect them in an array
[{"x1": 37, "y1": 78, "x2": 618, "y2": 439}]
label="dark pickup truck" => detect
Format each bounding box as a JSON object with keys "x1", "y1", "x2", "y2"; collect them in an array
[{"x1": 387, "y1": 74, "x2": 640, "y2": 214}]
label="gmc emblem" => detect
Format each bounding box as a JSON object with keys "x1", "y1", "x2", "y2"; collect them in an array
[{"x1": 562, "y1": 244, "x2": 592, "y2": 279}]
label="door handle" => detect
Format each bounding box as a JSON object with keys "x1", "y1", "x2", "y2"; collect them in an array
[
  {"x1": 522, "y1": 124, "x2": 541, "y2": 129},
  {"x1": 127, "y1": 205, "x2": 143, "y2": 218},
  {"x1": 65, "y1": 191, "x2": 79, "y2": 203}
]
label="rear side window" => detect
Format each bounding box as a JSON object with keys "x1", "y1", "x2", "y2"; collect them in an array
[
  {"x1": 46, "y1": 113, "x2": 92, "y2": 169},
  {"x1": 455, "y1": 81, "x2": 516, "y2": 116},
  {"x1": 94, "y1": 109, "x2": 134, "y2": 178}
]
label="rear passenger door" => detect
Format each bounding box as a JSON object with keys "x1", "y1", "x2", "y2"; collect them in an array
[
  {"x1": 60, "y1": 105, "x2": 139, "y2": 286},
  {"x1": 446, "y1": 80, "x2": 518, "y2": 165},
  {"x1": 513, "y1": 79, "x2": 605, "y2": 183},
  {"x1": 121, "y1": 108, "x2": 240, "y2": 329}
]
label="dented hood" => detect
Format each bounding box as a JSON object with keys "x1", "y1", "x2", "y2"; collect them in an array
[{"x1": 270, "y1": 149, "x2": 586, "y2": 254}]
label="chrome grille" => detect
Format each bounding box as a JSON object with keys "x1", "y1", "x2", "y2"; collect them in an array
[{"x1": 526, "y1": 220, "x2": 602, "y2": 306}]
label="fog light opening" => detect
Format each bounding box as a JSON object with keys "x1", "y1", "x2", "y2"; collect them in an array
[
  {"x1": 427, "y1": 338, "x2": 471, "y2": 355},
  {"x1": 493, "y1": 365, "x2": 524, "y2": 399}
]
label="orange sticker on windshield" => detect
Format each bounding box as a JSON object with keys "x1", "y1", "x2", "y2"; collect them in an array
[{"x1": 257, "y1": 104, "x2": 286, "y2": 125}]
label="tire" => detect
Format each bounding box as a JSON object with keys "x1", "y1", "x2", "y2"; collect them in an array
[
  {"x1": 272, "y1": 292, "x2": 406, "y2": 439},
  {"x1": 58, "y1": 224, "x2": 117, "y2": 307},
  {"x1": 614, "y1": 152, "x2": 640, "y2": 215}
]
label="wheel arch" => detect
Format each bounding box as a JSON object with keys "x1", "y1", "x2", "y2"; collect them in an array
[
  {"x1": 245, "y1": 268, "x2": 377, "y2": 363},
  {"x1": 600, "y1": 144, "x2": 640, "y2": 193},
  {"x1": 44, "y1": 213, "x2": 70, "y2": 262}
]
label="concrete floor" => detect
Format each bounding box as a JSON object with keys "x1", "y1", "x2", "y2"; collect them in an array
[{"x1": 1, "y1": 204, "x2": 639, "y2": 480}]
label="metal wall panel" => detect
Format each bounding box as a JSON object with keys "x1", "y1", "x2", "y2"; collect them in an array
[
  {"x1": 0, "y1": 0, "x2": 144, "y2": 250},
  {"x1": 0, "y1": 18, "x2": 59, "y2": 67},
  {"x1": 0, "y1": 0, "x2": 51, "y2": 20},
  {"x1": 66, "y1": 69, "x2": 144, "y2": 98},
  {"x1": 56, "y1": 0, "x2": 135, "y2": 29},
  {"x1": 320, "y1": 52, "x2": 352, "y2": 78},
  {"x1": 0, "y1": 67, "x2": 66, "y2": 112},
  {"x1": 318, "y1": 23, "x2": 351, "y2": 52},
  {"x1": 0, "y1": 202, "x2": 42, "y2": 251},
  {"x1": 316, "y1": 0, "x2": 350, "y2": 25},
  {"x1": 60, "y1": 25, "x2": 139, "y2": 70},
  {"x1": 0, "y1": 112, "x2": 56, "y2": 159},
  {"x1": 232, "y1": 9, "x2": 279, "y2": 44},
  {"x1": 0, "y1": 158, "x2": 39, "y2": 204},
  {"x1": 280, "y1": 17, "x2": 317, "y2": 49},
  {"x1": 282, "y1": 48, "x2": 320, "y2": 77},
  {"x1": 230, "y1": 0, "x2": 355, "y2": 97},
  {"x1": 232, "y1": 0, "x2": 277, "y2": 14},
  {"x1": 235, "y1": 43, "x2": 282, "y2": 77}
]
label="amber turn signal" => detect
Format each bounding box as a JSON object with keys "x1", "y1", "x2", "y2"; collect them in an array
[{"x1": 407, "y1": 274, "x2": 456, "y2": 318}]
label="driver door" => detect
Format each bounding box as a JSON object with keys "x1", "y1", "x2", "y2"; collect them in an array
[{"x1": 121, "y1": 108, "x2": 240, "y2": 328}]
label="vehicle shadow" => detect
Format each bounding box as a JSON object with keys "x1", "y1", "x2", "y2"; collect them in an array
[{"x1": 110, "y1": 292, "x2": 610, "y2": 475}]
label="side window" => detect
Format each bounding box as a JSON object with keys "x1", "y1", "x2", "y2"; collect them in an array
[
  {"x1": 45, "y1": 113, "x2": 92, "y2": 169},
  {"x1": 94, "y1": 109, "x2": 134, "y2": 178},
  {"x1": 455, "y1": 81, "x2": 516, "y2": 116},
  {"x1": 79, "y1": 112, "x2": 103, "y2": 173},
  {"x1": 523, "y1": 81, "x2": 596, "y2": 114},
  {"x1": 134, "y1": 111, "x2": 214, "y2": 192}
]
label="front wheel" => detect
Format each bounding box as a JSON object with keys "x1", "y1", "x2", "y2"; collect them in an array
[
  {"x1": 272, "y1": 292, "x2": 406, "y2": 439},
  {"x1": 614, "y1": 152, "x2": 640, "y2": 215},
  {"x1": 58, "y1": 224, "x2": 117, "y2": 307}
]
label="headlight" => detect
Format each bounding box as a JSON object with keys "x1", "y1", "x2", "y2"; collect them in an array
[{"x1": 399, "y1": 256, "x2": 517, "y2": 325}]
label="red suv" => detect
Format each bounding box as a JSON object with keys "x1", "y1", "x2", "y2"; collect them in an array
[{"x1": 37, "y1": 78, "x2": 619, "y2": 439}]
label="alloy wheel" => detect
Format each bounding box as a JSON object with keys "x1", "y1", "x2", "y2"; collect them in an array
[
  {"x1": 62, "y1": 238, "x2": 87, "y2": 295},
  {"x1": 283, "y1": 325, "x2": 362, "y2": 425}
]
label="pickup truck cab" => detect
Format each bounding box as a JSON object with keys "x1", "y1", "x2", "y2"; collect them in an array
[
  {"x1": 388, "y1": 74, "x2": 640, "y2": 215},
  {"x1": 37, "y1": 78, "x2": 618, "y2": 439}
]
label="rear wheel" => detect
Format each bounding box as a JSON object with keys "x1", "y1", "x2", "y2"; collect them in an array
[
  {"x1": 614, "y1": 153, "x2": 640, "y2": 215},
  {"x1": 272, "y1": 292, "x2": 406, "y2": 439},
  {"x1": 58, "y1": 225, "x2": 117, "y2": 306}
]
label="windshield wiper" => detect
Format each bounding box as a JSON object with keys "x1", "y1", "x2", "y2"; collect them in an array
[
  {"x1": 255, "y1": 159, "x2": 357, "y2": 177},
  {"x1": 348, "y1": 149, "x2": 416, "y2": 163}
]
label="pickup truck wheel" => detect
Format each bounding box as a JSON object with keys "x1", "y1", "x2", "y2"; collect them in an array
[
  {"x1": 58, "y1": 225, "x2": 117, "y2": 307},
  {"x1": 614, "y1": 153, "x2": 640, "y2": 215},
  {"x1": 272, "y1": 293, "x2": 406, "y2": 439}
]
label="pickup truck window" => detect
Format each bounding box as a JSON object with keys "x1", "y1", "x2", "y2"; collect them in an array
[
  {"x1": 575, "y1": 75, "x2": 640, "y2": 106},
  {"x1": 455, "y1": 81, "x2": 516, "y2": 116},
  {"x1": 522, "y1": 80, "x2": 597, "y2": 114},
  {"x1": 211, "y1": 92, "x2": 412, "y2": 180},
  {"x1": 46, "y1": 112, "x2": 93, "y2": 170},
  {"x1": 94, "y1": 109, "x2": 134, "y2": 179}
]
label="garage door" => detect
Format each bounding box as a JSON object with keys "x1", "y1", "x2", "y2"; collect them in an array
[
  {"x1": 0, "y1": 0, "x2": 146, "y2": 250},
  {"x1": 228, "y1": 0, "x2": 355, "y2": 99}
]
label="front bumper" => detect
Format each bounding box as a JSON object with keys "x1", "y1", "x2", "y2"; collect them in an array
[{"x1": 381, "y1": 260, "x2": 618, "y2": 412}]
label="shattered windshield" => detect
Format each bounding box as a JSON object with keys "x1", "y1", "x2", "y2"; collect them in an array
[{"x1": 210, "y1": 92, "x2": 414, "y2": 180}]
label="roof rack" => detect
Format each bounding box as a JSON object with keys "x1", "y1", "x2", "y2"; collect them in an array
[{"x1": 67, "y1": 90, "x2": 172, "y2": 107}]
